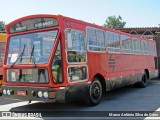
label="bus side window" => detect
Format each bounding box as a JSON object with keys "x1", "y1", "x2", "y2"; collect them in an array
[
  {"x1": 68, "y1": 66, "x2": 87, "y2": 82},
  {"x1": 65, "y1": 29, "x2": 86, "y2": 63},
  {"x1": 51, "y1": 41, "x2": 62, "y2": 83}
]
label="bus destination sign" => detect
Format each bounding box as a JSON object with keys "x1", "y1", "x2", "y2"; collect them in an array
[{"x1": 10, "y1": 18, "x2": 58, "y2": 33}]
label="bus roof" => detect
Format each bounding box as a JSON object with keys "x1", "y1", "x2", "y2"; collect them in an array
[{"x1": 6, "y1": 14, "x2": 155, "y2": 42}]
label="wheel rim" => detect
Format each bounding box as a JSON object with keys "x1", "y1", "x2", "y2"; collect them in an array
[{"x1": 91, "y1": 82, "x2": 101, "y2": 101}]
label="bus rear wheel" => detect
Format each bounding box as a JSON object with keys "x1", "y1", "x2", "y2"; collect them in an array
[
  {"x1": 85, "y1": 78, "x2": 102, "y2": 106},
  {"x1": 135, "y1": 72, "x2": 148, "y2": 88}
]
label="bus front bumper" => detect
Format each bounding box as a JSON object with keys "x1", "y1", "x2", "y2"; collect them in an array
[{"x1": 1, "y1": 84, "x2": 89, "y2": 103}]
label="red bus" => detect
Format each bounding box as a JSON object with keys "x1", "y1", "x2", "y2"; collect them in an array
[
  {"x1": 2, "y1": 14, "x2": 158, "y2": 106},
  {"x1": 0, "y1": 32, "x2": 6, "y2": 95}
]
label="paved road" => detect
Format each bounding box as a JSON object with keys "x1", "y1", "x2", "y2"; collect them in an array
[{"x1": 0, "y1": 78, "x2": 160, "y2": 119}]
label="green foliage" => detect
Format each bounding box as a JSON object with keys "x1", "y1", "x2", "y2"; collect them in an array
[
  {"x1": 103, "y1": 15, "x2": 126, "y2": 28},
  {"x1": 0, "y1": 21, "x2": 5, "y2": 31}
]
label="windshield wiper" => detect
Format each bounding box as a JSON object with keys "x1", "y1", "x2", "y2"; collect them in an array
[
  {"x1": 10, "y1": 44, "x2": 26, "y2": 68},
  {"x1": 30, "y1": 45, "x2": 36, "y2": 67}
]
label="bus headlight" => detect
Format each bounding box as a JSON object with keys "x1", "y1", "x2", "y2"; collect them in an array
[
  {"x1": 38, "y1": 91, "x2": 43, "y2": 98},
  {"x1": 43, "y1": 91, "x2": 48, "y2": 99},
  {"x1": 7, "y1": 90, "x2": 11, "y2": 96},
  {"x1": 3, "y1": 89, "x2": 6, "y2": 95}
]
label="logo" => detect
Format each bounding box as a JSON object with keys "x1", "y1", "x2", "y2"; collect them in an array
[
  {"x1": 108, "y1": 55, "x2": 115, "y2": 71},
  {"x1": 2, "y1": 112, "x2": 11, "y2": 117},
  {"x1": 1, "y1": 112, "x2": 42, "y2": 118}
]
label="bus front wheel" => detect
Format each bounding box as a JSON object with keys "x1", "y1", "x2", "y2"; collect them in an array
[{"x1": 85, "y1": 78, "x2": 102, "y2": 106}]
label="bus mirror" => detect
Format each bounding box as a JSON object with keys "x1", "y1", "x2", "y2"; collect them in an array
[{"x1": 67, "y1": 33, "x2": 72, "y2": 49}]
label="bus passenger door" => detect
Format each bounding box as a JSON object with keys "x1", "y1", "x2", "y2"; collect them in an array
[{"x1": 65, "y1": 29, "x2": 88, "y2": 83}]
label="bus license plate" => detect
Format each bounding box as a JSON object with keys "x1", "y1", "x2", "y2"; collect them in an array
[{"x1": 17, "y1": 90, "x2": 27, "y2": 96}]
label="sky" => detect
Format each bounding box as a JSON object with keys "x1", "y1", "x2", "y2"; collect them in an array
[{"x1": 0, "y1": 0, "x2": 160, "y2": 28}]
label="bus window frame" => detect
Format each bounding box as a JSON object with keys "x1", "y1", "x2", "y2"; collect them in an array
[
  {"x1": 86, "y1": 26, "x2": 106, "y2": 53},
  {"x1": 6, "y1": 68, "x2": 50, "y2": 84},
  {"x1": 6, "y1": 28, "x2": 59, "y2": 65},
  {"x1": 133, "y1": 38, "x2": 142, "y2": 55},
  {"x1": 65, "y1": 28, "x2": 87, "y2": 65},
  {"x1": 141, "y1": 40, "x2": 149, "y2": 55},
  {"x1": 67, "y1": 65, "x2": 88, "y2": 83},
  {"x1": 106, "y1": 31, "x2": 121, "y2": 53},
  {"x1": 121, "y1": 35, "x2": 133, "y2": 54},
  {"x1": 149, "y1": 41, "x2": 157, "y2": 56},
  {"x1": 51, "y1": 39, "x2": 64, "y2": 84}
]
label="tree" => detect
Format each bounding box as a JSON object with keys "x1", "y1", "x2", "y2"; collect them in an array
[
  {"x1": 103, "y1": 15, "x2": 126, "y2": 28},
  {"x1": 0, "y1": 21, "x2": 5, "y2": 31}
]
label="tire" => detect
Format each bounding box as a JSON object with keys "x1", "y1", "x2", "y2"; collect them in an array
[
  {"x1": 85, "y1": 78, "x2": 102, "y2": 106},
  {"x1": 136, "y1": 72, "x2": 148, "y2": 88}
]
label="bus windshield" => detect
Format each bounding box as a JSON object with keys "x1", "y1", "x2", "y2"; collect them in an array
[{"x1": 7, "y1": 30, "x2": 58, "y2": 65}]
